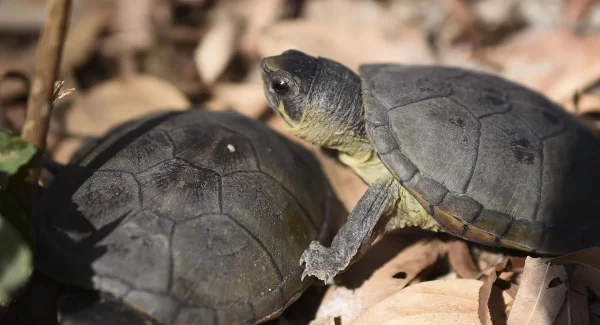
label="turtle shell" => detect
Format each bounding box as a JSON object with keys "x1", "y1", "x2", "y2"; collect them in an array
[
  {"x1": 360, "y1": 64, "x2": 600, "y2": 255},
  {"x1": 35, "y1": 110, "x2": 344, "y2": 325}
]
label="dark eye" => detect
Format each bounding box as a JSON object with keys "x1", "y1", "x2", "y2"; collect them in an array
[{"x1": 271, "y1": 76, "x2": 290, "y2": 95}]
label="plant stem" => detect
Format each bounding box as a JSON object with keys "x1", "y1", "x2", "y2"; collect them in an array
[{"x1": 17, "y1": 0, "x2": 72, "y2": 214}]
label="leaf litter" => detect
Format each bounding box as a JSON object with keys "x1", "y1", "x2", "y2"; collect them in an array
[{"x1": 3, "y1": 0, "x2": 600, "y2": 324}]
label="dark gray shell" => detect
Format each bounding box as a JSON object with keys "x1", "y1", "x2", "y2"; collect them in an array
[
  {"x1": 35, "y1": 110, "x2": 344, "y2": 325},
  {"x1": 361, "y1": 64, "x2": 600, "y2": 255}
]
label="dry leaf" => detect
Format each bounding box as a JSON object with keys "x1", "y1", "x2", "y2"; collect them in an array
[
  {"x1": 102, "y1": 0, "x2": 154, "y2": 56},
  {"x1": 194, "y1": 9, "x2": 242, "y2": 85},
  {"x1": 479, "y1": 28, "x2": 600, "y2": 107},
  {"x1": 258, "y1": 20, "x2": 435, "y2": 73},
  {"x1": 349, "y1": 279, "x2": 513, "y2": 325},
  {"x1": 568, "y1": 263, "x2": 600, "y2": 296},
  {"x1": 304, "y1": 0, "x2": 391, "y2": 31},
  {"x1": 478, "y1": 257, "x2": 520, "y2": 325},
  {"x1": 447, "y1": 239, "x2": 481, "y2": 279},
  {"x1": 548, "y1": 247, "x2": 600, "y2": 273},
  {"x1": 52, "y1": 75, "x2": 190, "y2": 163},
  {"x1": 507, "y1": 257, "x2": 568, "y2": 325},
  {"x1": 553, "y1": 266, "x2": 589, "y2": 325},
  {"x1": 238, "y1": 0, "x2": 284, "y2": 59}
]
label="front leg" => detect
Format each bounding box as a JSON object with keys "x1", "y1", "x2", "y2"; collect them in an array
[{"x1": 300, "y1": 178, "x2": 398, "y2": 283}]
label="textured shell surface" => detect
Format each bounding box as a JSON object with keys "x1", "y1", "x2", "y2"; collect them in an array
[
  {"x1": 35, "y1": 110, "x2": 343, "y2": 325},
  {"x1": 360, "y1": 64, "x2": 600, "y2": 255}
]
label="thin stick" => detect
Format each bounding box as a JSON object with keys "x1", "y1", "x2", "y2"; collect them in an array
[{"x1": 18, "y1": 0, "x2": 72, "y2": 210}]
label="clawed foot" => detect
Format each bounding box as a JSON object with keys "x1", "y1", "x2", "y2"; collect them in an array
[{"x1": 299, "y1": 241, "x2": 348, "y2": 283}]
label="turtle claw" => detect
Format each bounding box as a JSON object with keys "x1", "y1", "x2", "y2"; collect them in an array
[{"x1": 299, "y1": 241, "x2": 346, "y2": 284}]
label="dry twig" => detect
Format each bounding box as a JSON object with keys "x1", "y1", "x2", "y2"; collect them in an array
[{"x1": 18, "y1": 0, "x2": 73, "y2": 212}]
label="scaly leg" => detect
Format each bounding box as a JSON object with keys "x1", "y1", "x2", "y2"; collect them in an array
[{"x1": 300, "y1": 178, "x2": 398, "y2": 282}]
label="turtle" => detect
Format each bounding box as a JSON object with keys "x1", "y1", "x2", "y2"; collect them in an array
[
  {"x1": 259, "y1": 49, "x2": 600, "y2": 283},
  {"x1": 32, "y1": 109, "x2": 346, "y2": 325}
]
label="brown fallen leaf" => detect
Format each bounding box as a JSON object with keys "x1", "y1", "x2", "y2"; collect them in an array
[
  {"x1": 52, "y1": 74, "x2": 190, "y2": 163},
  {"x1": 507, "y1": 257, "x2": 568, "y2": 325},
  {"x1": 258, "y1": 20, "x2": 435, "y2": 73},
  {"x1": 548, "y1": 247, "x2": 600, "y2": 273},
  {"x1": 348, "y1": 279, "x2": 513, "y2": 325},
  {"x1": 553, "y1": 265, "x2": 589, "y2": 325},
  {"x1": 102, "y1": 0, "x2": 155, "y2": 57},
  {"x1": 439, "y1": 0, "x2": 488, "y2": 45},
  {"x1": 478, "y1": 257, "x2": 522, "y2": 325},
  {"x1": 193, "y1": 8, "x2": 243, "y2": 85},
  {"x1": 478, "y1": 28, "x2": 600, "y2": 107},
  {"x1": 303, "y1": 0, "x2": 392, "y2": 31},
  {"x1": 237, "y1": 0, "x2": 285, "y2": 59},
  {"x1": 447, "y1": 239, "x2": 481, "y2": 279}
]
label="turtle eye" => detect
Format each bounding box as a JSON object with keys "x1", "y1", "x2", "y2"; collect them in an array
[{"x1": 270, "y1": 76, "x2": 290, "y2": 96}]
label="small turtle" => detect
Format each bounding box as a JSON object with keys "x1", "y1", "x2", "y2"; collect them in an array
[
  {"x1": 260, "y1": 49, "x2": 600, "y2": 282},
  {"x1": 33, "y1": 109, "x2": 345, "y2": 324}
]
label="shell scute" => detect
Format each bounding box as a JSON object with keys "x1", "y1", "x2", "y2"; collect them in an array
[{"x1": 137, "y1": 159, "x2": 221, "y2": 222}]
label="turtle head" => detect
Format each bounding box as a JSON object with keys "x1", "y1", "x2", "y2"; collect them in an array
[{"x1": 261, "y1": 50, "x2": 369, "y2": 156}]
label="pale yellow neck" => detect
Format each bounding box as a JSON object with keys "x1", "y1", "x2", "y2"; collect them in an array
[
  {"x1": 338, "y1": 149, "x2": 443, "y2": 233},
  {"x1": 337, "y1": 149, "x2": 391, "y2": 185}
]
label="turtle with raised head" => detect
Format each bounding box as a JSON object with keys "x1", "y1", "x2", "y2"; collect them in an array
[
  {"x1": 33, "y1": 109, "x2": 345, "y2": 324},
  {"x1": 260, "y1": 49, "x2": 600, "y2": 282}
]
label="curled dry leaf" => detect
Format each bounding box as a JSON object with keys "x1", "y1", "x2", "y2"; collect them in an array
[
  {"x1": 312, "y1": 234, "x2": 448, "y2": 324},
  {"x1": 478, "y1": 257, "x2": 523, "y2": 325},
  {"x1": 194, "y1": 9, "x2": 242, "y2": 85},
  {"x1": 258, "y1": 20, "x2": 435, "y2": 73},
  {"x1": 447, "y1": 239, "x2": 481, "y2": 279},
  {"x1": 52, "y1": 75, "x2": 190, "y2": 163},
  {"x1": 349, "y1": 279, "x2": 513, "y2": 325},
  {"x1": 507, "y1": 257, "x2": 568, "y2": 325}
]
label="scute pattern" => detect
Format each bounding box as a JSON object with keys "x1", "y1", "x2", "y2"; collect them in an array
[
  {"x1": 137, "y1": 159, "x2": 221, "y2": 222},
  {"x1": 37, "y1": 110, "x2": 344, "y2": 325},
  {"x1": 362, "y1": 64, "x2": 600, "y2": 254}
]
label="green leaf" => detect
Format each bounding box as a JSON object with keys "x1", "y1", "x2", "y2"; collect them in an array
[
  {"x1": 0, "y1": 214, "x2": 33, "y2": 306},
  {"x1": 0, "y1": 132, "x2": 36, "y2": 176}
]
